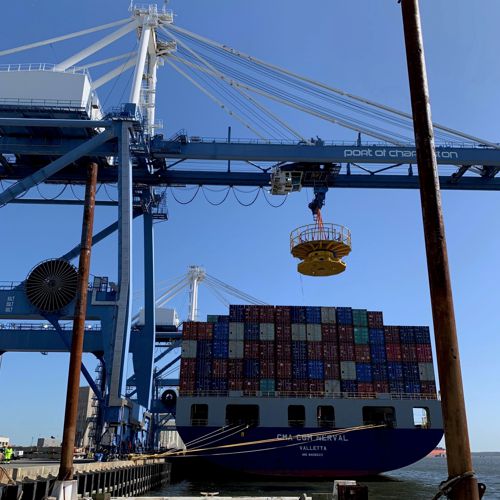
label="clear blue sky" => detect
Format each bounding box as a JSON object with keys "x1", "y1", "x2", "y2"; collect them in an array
[{"x1": 0, "y1": 1, "x2": 499, "y2": 452}]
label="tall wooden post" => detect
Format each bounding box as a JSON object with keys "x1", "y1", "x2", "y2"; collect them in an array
[
  {"x1": 58, "y1": 162, "x2": 98, "y2": 480},
  {"x1": 400, "y1": 1, "x2": 479, "y2": 498}
]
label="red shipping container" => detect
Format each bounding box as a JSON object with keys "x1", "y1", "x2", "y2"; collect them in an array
[
  {"x1": 182, "y1": 322, "x2": 198, "y2": 340},
  {"x1": 180, "y1": 358, "x2": 196, "y2": 378},
  {"x1": 384, "y1": 326, "x2": 400, "y2": 343},
  {"x1": 276, "y1": 379, "x2": 293, "y2": 392},
  {"x1": 275, "y1": 323, "x2": 292, "y2": 341},
  {"x1": 276, "y1": 361, "x2": 292, "y2": 379},
  {"x1": 244, "y1": 341, "x2": 260, "y2": 358},
  {"x1": 322, "y1": 342, "x2": 339, "y2": 362},
  {"x1": 259, "y1": 305, "x2": 275, "y2": 323},
  {"x1": 386, "y1": 343, "x2": 402, "y2": 362},
  {"x1": 179, "y1": 378, "x2": 195, "y2": 393},
  {"x1": 358, "y1": 382, "x2": 374, "y2": 394},
  {"x1": 275, "y1": 306, "x2": 291, "y2": 323},
  {"x1": 228, "y1": 360, "x2": 243, "y2": 379},
  {"x1": 339, "y1": 342, "x2": 355, "y2": 361},
  {"x1": 244, "y1": 305, "x2": 260, "y2": 322},
  {"x1": 276, "y1": 342, "x2": 292, "y2": 361},
  {"x1": 292, "y1": 380, "x2": 308, "y2": 394},
  {"x1": 401, "y1": 343, "x2": 417, "y2": 362},
  {"x1": 261, "y1": 361, "x2": 275, "y2": 378},
  {"x1": 243, "y1": 379, "x2": 259, "y2": 395},
  {"x1": 367, "y1": 311, "x2": 384, "y2": 328},
  {"x1": 321, "y1": 324, "x2": 337, "y2": 342},
  {"x1": 197, "y1": 322, "x2": 214, "y2": 340},
  {"x1": 213, "y1": 359, "x2": 228, "y2": 378},
  {"x1": 324, "y1": 362, "x2": 340, "y2": 379},
  {"x1": 228, "y1": 379, "x2": 243, "y2": 391},
  {"x1": 309, "y1": 381, "x2": 324, "y2": 394},
  {"x1": 308, "y1": 341, "x2": 323, "y2": 360},
  {"x1": 355, "y1": 344, "x2": 371, "y2": 362},
  {"x1": 260, "y1": 341, "x2": 275, "y2": 359},
  {"x1": 338, "y1": 325, "x2": 354, "y2": 344},
  {"x1": 373, "y1": 381, "x2": 389, "y2": 393},
  {"x1": 421, "y1": 381, "x2": 437, "y2": 396},
  {"x1": 416, "y1": 344, "x2": 433, "y2": 362}
]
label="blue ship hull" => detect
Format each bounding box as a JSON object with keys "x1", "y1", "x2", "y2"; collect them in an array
[{"x1": 175, "y1": 426, "x2": 443, "y2": 477}]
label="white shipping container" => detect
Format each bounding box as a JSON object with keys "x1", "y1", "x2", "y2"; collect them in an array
[
  {"x1": 137, "y1": 307, "x2": 180, "y2": 327},
  {"x1": 321, "y1": 307, "x2": 336, "y2": 324},
  {"x1": 291, "y1": 323, "x2": 306, "y2": 341},
  {"x1": 325, "y1": 379, "x2": 341, "y2": 394},
  {"x1": 229, "y1": 340, "x2": 244, "y2": 358},
  {"x1": 229, "y1": 322, "x2": 244, "y2": 341},
  {"x1": 340, "y1": 361, "x2": 357, "y2": 380},
  {"x1": 306, "y1": 324, "x2": 322, "y2": 341},
  {"x1": 418, "y1": 363, "x2": 435, "y2": 381},
  {"x1": 259, "y1": 323, "x2": 275, "y2": 341},
  {"x1": 181, "y1": 340, "x2": 197, "y2": 358}
]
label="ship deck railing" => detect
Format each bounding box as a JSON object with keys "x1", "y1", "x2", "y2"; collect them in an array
[{"x1": 179, "y1": 390, "x2": 439, "y2": 400}]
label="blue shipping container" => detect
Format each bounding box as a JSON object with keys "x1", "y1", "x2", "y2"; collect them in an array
[
  {"x1": 405, "y1": 382, "x2": 421, "y2": 394},
  {"x1": 356, "y1": 363, "x2": 373, "y2": 382},
  {"x1": 400, "y1": 326, "x2": 415, "y2": 344},
  {"x1": 341, "y1": 380, "x2": 358, "y2": 392},
  {"x1": 244, "y1": 359, "x2": 260, "y2": 378},
  {"x1": 291, "y1": 306, "x2": 307, "y2": 323},
  {"x1": 403, "y1": 362, "x2": 420, "y2": 381},
  {"x1": 336, "y1": 307, "x2": 353, "y2": 325},
  {"x1": 212, "y1": 339, "x2": 229, "y2": 358},
  {"x1": 370, "y1": 343, "x2": 387, "y2": 363},
  {"x1": 292, "y1": 341, "x2": 308, "y2": 359},
  {"x1": 196, "y1": 358, "x2": 211, "y2": 377},
  {"x1": 387, "y1": 362, "x2": 404, "y2": 381},
  {"x1": 414, "y1": 326, "x2": 431, "y2": 344},
  {"x1": 211, "y1": 379, "x2": 228, "y2": 391},
  {"x1": 195, "y1": 379, "x2": 211, "y2": 391},
  {"x1": 244, "y1": 322, "x2": 260, "y2": 340},
  {"x1": 307, "y1": 360, "x2": 324, "y2": 380},
  {"x1": 369, "y1": 328, "x2": 385, "y2": 345},
  {"x1": 197, "y1": 340, "x2": 213, "y2": 359},
  {"x1": 213, "y1": 323, "x2": 229, "y2": 340},
  {"x1": 229, "y1": 304, "x2": 245, "y2": 322},
  {"x1": 305, "y1": 306, "x2": 322, "y2": 324},
  {"x1": 371, "y1": 363, "x2": 388, "y2": 382},
  {"x1": 217, "y1": 315, "x2": 230, "y2": 325},
  {"x1": 292, "y1": 360, "x2": 308, "y2": 379},
  {"x1": 389, "y1": 380, "x2": 405, "y2": 393}
]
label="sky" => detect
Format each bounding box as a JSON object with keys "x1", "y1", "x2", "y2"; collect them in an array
[{"x1": 0, "y1": 0, "x2": 499, "y2": 453}]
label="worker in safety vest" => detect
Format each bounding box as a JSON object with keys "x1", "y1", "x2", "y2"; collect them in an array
[{"x1": 4, "y1": 446, "x2": 13, "y2": 463}]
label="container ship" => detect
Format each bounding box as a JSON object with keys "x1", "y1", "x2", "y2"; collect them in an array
[{"x1": 174, "y1": 305, "x2": 443, "y2": 477}]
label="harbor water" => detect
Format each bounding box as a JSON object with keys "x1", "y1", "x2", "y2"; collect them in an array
[{"x1": 151, "y1": 454, "x2": 500, "y2": 499}]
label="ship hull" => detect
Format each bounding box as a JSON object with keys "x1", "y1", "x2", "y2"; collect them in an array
[{"x1": 175, "y1": 426, "x2": 443, "y2": 478}]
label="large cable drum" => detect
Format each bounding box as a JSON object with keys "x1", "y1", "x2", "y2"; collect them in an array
[{"x1": 25, "y1": 259, "x2": 78, "y2": 312}]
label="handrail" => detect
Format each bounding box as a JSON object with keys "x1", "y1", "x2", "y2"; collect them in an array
[
  {"x1": 290, "y1": 223, "x2": 351, "y2": 250},
  {"x1": 0, "y1": 63, "x2": 87, "y2": 75},
  {"x1": 179, "y1": 390, "x2": 438, "y2": 401}
]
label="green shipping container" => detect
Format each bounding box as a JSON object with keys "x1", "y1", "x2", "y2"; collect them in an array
[
  {"x1": 207, "y1": 315, "x2": 219, "y2": 323},
  {"x1": 352, "y1": 309, "x2": 368, "y2": 327},
  {"x1": 354, "y1": 326, "x2": 369, "y2": 344}
]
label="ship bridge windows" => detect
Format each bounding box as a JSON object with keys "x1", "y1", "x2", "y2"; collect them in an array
[
  {"x1": 317, "y1": 405, "x2": 335, "y2": 429},
  {"x1": 413, "y1": 407, "x2": 430, "y2": 429},
  {"x1": 288, "y1": 405, "x2": 306, "y2": 427},
  {"x1": 225, "y1": 405, "x2": 259, "y2": 427},
  {"x1": 190, "y1": 404, "x2": 208, "y2": 426},
  {"x1": 362, "y1": 406, "x2": 396, "y2": 429}
]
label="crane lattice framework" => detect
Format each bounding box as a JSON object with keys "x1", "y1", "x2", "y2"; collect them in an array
[{"x1": 0, "y1": 3, "x2": 499, "y2": 449}]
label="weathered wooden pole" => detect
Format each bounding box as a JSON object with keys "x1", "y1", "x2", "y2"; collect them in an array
[
  {"x1": 58, "y1": 162, "x2": 98, "y2": 481},
  {"x1": 400, "y1": 1, "x2": 479, "y2": 499}
]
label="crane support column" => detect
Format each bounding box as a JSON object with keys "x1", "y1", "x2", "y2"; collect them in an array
[
  {"x1": 401, "y1": 1, "x2": 479, "y2": 498},
  {"x1": 58, "y1": 162, "x2": 98, "y2": 481}
]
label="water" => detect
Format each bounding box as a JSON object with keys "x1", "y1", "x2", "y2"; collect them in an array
[{"x1": 151, "y1": 454, "x2": 500, "y2": 499}]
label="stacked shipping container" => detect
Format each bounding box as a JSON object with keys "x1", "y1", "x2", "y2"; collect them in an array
[{"x1": 179, "y1": 305, "x2": 437, "y2": 398}]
